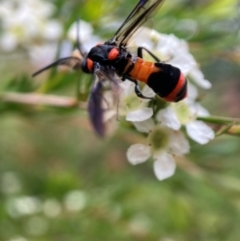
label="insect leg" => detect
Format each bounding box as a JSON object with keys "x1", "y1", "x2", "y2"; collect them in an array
[
  {"x1": 137, "y1": 46, "x2": 160, "y2": 62},
  {"x1": 124, "y1": 76, "x2": 154, "y2": 100}
]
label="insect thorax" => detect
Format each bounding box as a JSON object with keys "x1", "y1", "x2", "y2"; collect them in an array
[{"x1": 88, "y1": 45, "x2": 116, "y2": 63}]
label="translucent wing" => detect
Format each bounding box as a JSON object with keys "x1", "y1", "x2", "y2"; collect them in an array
[
  {"x1": 88, "y1": 66, "x2": 122, "y2": 137},
  {"x1": 88, "y1": 76, "x2": 105, "y2": 137},
  {"x1": 106, "y1": 0, "x2": 164, "y2": 47},
  {"x1": 32, "y1": 56, "x2": 82, "y2": 77}
]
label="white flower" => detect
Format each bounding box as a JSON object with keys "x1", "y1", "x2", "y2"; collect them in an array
[
  {"x1": 29, "y1": 43, "x2": 58, "y2": 67},
  {"x1": 127, "y1": 144, "x2": 151, "y2": 165},
  {"x1": 67, "y1": 20, "x2": 93, "y2": 43},
  {"x1": 125, "y1": 27, "x2": 214, "y2": 180},
  {"x1": 0, "y1": 32, "x2": 18, "y2": 52},
  {"x1": 132, "y1": 118, "x2": 155, "y2": 133},
  {"x1": 5, "y1": 196, "x2": 42, "y2": 218},
  {"x1": 41, "y1": 20, "x2": 63, "y2": 41},
  {"x1": 0, "y1": 0, "x2": 62, "y2": 52},
  {"x1": 188, "y1": 68, "x2": 212, "y2": 89},
  {"x1": 67, "y1": 20, "x2": 102, "y2": 52},
  {"x1": 43, "y1": 199, "x2": 61, "y2": 218},
  {"x1": 126, "y1": 107, "x2": 153, "y2": 122},
  {"x1": 63, "y1": 190, "x2": 87, "y2": 212},
  {"x1": 186, "y1": 121, "x2": 215, "y2": 145},
  {"x1": 120, "y1": 80, "x2": 154, "y2": 122},
  {"x1": 1, "y1": 172, "x2": 21, "y2": 194},
  {"x1": 153, "y1": 153, "x2": 176, "y2": 181},
  {"x1": 157, "y1": 101, "x2": 215, "y2": 145},
  {"x1": 156, "y1": 107, "x2": 181, "y2": 130},
  {"x1": 127, "y1": 121, "x2": 190, "y2": 180}
]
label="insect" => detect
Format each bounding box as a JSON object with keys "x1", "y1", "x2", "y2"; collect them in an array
[{"x1": 32, "y1": 0, "x2": 187, "y2": 137}]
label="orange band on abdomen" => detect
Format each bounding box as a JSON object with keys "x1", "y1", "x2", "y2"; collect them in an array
[{"x1": 128, "y1": 58, "x2": 159, "y2": 83}]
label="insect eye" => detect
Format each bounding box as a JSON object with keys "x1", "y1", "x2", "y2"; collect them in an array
[{"x1": 82, "y1": 58, "x2": 94, "y2": 73}]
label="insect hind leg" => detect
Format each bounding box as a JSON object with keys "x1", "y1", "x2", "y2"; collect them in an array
[
  {"x1": 123, "y1": 76, "x2": 154, "y2": 100},
  {"x1": 137, "y1": 46, "x2": 160, "y2": 62}
]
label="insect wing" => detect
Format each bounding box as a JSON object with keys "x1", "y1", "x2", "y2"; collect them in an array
[
  {"x1": 100, "y1": 67, "x2": 123, "y2": 96},
  {"x1": 106, "y1": 0, "x2": 164, "y2": 47},
  {"x1": 88, "y1": 74, "x2": 105, "y2": 137},
  {"x1": 88, "y1": 67, "x2": 123, "y2": 137},
  {"x1": 32, "y1": 56, "x2": 82, "y2": 77}
]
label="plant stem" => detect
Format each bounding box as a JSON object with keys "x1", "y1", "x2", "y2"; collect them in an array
[
  {"x1": 0, "y1": 92, "x2": 86, "y2": 108},
  {"x1": 197, "y1": 116, "x2": 240, "y2": 125}
]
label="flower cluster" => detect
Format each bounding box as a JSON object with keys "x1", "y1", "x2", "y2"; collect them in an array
[
  {"x1": 1, "y1": 2, "x2": 214, "y2": 181},
  {"x1": 0, "y1": 0, "x2": 65, "y2": 70},
  {"x1": 0, "y1": 0, "x2": 62, "y2": 52},
  {"x1": 53, "y1": 23, "x2": 215, "y2": 181},
  {"x1": 121, "y1": 28, "x2": 215, "y2": 180},
  {"x1": 0, "y1": 0, "x2": 103, "y2": 70}
]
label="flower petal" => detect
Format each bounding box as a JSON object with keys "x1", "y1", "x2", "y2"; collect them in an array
[
  {"x1": 142, "y1": 85, "x2": 156, "y2": 98},
  {"x1": 169, "y1": 131, "x2": 190, "y2": 155},
  {"x1": 42, "y1": 20, "x2": 63, "y2": 41},
  {"x1": 153, "y1": 153, "x2": 176, "y2": 180},
  {"x1": 156, "y1": 107, "x2": 181, "y2": 130},
  {"x1": 187, "y1": 102, "x2": 210, "y2": 119},
  {"x1": 168, "y1": 51, "x2": 195, "y2": 76},
  {"x1": 186, "y1": 121, "x2": 215, "y2": 144},
  {"x1": 132, "y1": 118, "x2": 155, "y2": 133},
  {"x1": 122, "y1": 80, "x2": 135, "y2": 96},
  {"x1": 127, "y1": 144, "x2": 151, "y2": 165},
  {"x1": 0, "y1": 32, "x2": 17, "y2": 52},
  {"x1": 126, "y1": 107, "x2": 153, "y2": 122},
  {"x1": 67, "y1": 20, "x2": 93, "y2": 43},
  {"x1": 187, "y1": 82, "x2": 198, "y2": 101},
  {"x1": 189, "y1": 68, "x2": 212, "y2": 89}
]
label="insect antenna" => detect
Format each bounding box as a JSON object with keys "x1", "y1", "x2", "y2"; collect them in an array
[
  {"x1": 32, "y1": 57, "x2": 82, "y2": 77},
  {"x1": 32, "y1": 16, "x2": 88, "y2": 78}
]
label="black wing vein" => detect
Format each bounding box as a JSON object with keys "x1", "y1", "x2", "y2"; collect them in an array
[{"x1": 106, "y1": 0, "x2": 164, "y2": 47}]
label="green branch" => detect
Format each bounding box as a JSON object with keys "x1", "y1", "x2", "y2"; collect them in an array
[
  {"x1": 197, "y1": 116, "x2": 240, "y2": 125},
  {"x1": 198, "y1": 116, "x2": 240, "y2": 136}
]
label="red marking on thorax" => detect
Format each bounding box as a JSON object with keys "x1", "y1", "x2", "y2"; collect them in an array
[{"x1": 108, "y1": 48, "x2": 119, "y2": 60}]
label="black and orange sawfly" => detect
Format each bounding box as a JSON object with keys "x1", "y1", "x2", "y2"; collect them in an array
[{"x1": 33, "y1": 0, "x2": 187, "y2": 137}]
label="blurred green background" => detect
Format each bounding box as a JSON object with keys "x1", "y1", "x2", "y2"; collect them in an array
[{"x1": 1, "y1": 0, "x2": 240, "y2": 240}]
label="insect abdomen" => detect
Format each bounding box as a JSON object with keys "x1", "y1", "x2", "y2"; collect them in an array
[
  {"x1": 124, "y1": 58, "x2": 187, "y2": 102},
  {"x1": 147, "y1": 63, "x2": 187, "y2": 102},
  {"x1": 128, "y1": 58, "x2": 159, "y2": 83}
]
